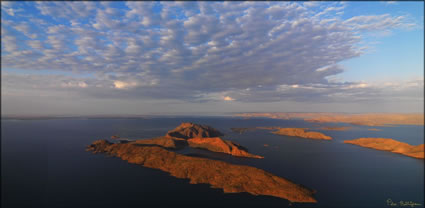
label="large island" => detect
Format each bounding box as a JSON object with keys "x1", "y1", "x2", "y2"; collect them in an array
[{"x1": 87, "y1": 123, "x2": 317, "y2": 203}]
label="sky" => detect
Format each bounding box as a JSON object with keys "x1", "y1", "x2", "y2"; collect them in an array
[{"x1": 1, "y1": 1, "x2": 424, "y2": 116}]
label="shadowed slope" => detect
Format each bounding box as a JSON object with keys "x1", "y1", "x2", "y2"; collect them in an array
[
  {"x1": 344, "y1": 138, "x2": 424, "y2": 159},
  {"x1": 132, "y1": 136, "x2": 187, "y2": 149},
  {"x1": 166, "y1": 122, "x2": 224, "y2": 139},
  {"x1": 86, "y1": 140, "x2": 317, "y2": 203}
]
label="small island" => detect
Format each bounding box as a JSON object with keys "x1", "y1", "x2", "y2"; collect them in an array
[
  {"x1": 230, "y1": 127, "x2": 257, "y2": 134},
  {"x1": 86, "y1": 123, "x2": 318, "y2": 203},
  {"x1": 368, "y1": 128, "x2": 381, "y2": 131},
  {"x1": 272, "y1": 128, "x2": 332, "y2": 140},
  {"x1": 110, "y1": 135, "x2": 120, "y2": 139},
  {"x1": 344, "y1": 138, "x2": 424, "y2": 159},
  {"x1": 230, "y1": 127, "x2": 281, "y2": 134},
  {"x1": 320, "y1": 126, "x2": 352, "y2": 131},
  {"x1": 229, "y1": 126, "x2": 332, "y2": 140}
]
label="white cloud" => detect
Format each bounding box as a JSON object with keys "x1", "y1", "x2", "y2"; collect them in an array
[
  {"x1": 61, "y1": 81, "x2": 88, "y2": 88},
  {"x1": 13, "y1": 23, "x2": 37, "y2": 38},
  {"x1": 113, "y1": 80, "x2": 138, "y2": 89},
  {"x1": 303, "y1": 2, "x2": 319, "y2": 8},
  {"x1": 223, "y1": 96, "x2": 235, "y2": 101},
  {"x1": 344, "y1": 14, "x2": 417, "y2": 31},
  {"x1": 35, "y1": 2, "x2": 96, "y2": 19},
  {"x1": 385, "y1": 1, "x2": 398, "y2": 5},
  {"x1": 1, "y1": 2, "x2": 23, "y2": 16},
  {"x1": 1, "y1": 1, "x2": 422, "y2": 109}
]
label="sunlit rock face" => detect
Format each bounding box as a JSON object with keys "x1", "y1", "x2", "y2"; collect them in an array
[
  {"x1": 187, "y1": 137, "x2": 264, "y2": 159},
  {"x1": 86, "y1": 139, "x2": 317, "y2": 203},
  {"x1": 344, "y1": 138, "x2": 424, "y2": 159}
]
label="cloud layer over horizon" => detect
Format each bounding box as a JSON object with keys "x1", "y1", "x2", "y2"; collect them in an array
[{"x1": 1, "y1": 1, "x2": 423, "y2": 115}]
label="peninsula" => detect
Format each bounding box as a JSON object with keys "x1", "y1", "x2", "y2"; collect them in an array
[{"x1": 344, "y1": 138, "x2": 424, "y2": 159}]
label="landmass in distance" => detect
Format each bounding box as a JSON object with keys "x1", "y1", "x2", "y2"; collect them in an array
[{"x1": 234, "y1": 113, "x2": 424, "y2": 126}]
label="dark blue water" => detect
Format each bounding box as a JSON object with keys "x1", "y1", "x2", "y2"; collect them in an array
[{"x1": 2, "y1": 117, "x2": 424, "y2": 208}]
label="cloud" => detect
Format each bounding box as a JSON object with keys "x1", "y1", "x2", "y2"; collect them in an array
[
  {"x1": 303, "y1": 2, "x2": 319, "y2": 8},
  {"x1": 13, "y1": 22, "x2": 37, "y2": 38},
  {"x1": 344, "y1": 14, "x2": 417, "y2": 31},
  {"x1": 1, "y1": 1, "x2": 422, "y2": 109},
  {"x1": 1, "y1": 2, "x2": 23, "y2": 16},
  {"x1": 113, "y1": 81, "x2": 138, "y2": 89},
  {"x1": 61, "y1": 81, "x2": 88, "y2": 88},
  {"x1": 215, "y1": 79, "x2": 424, "y2": 103},
  {"x1": 223, "y1": 96, "x2": 235, "y2": 101},
  {"x1": 35, "y1": 1, "x2": 97, "y2": 19},
  {"x1": 384, "y1": 1, "x2": 398, "y2": 5}
]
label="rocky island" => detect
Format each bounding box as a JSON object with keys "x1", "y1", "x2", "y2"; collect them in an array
[
  {"x1": 86, "y1": 122, "x2": 318, "y2": 203},
  {"x1": 229, "y1": 126, "x2": 332, "y2": 140},
  {"x1": 272, "y1": 128, "x2": 332, "y2": 140},
  {"x1": 132, "y1": 123, "x2": 263, "y2": 158},
  {"x1": 344, "y1": 138, "x2": 424, "y2": 159}
]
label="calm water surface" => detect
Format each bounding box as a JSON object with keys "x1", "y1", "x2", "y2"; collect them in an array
[{"x1": 2, "y1": 117, "x2": 424, "y2": 208}]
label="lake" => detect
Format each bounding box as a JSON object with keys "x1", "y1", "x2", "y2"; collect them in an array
[{"x1": 1, "y1": 117, "x2": 423, "y2": 207}]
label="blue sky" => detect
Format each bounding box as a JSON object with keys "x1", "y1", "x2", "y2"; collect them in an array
[
  {"x1": 1, "y1": 1, "x2": 424, "y2": 115},
  {"x1": 340, "y1": 2, "x2": 424, "y2": 82}
]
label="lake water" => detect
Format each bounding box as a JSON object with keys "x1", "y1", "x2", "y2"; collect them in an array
[{"x1": 1, "y1": 117, "x2": 424, "y2": 208}]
